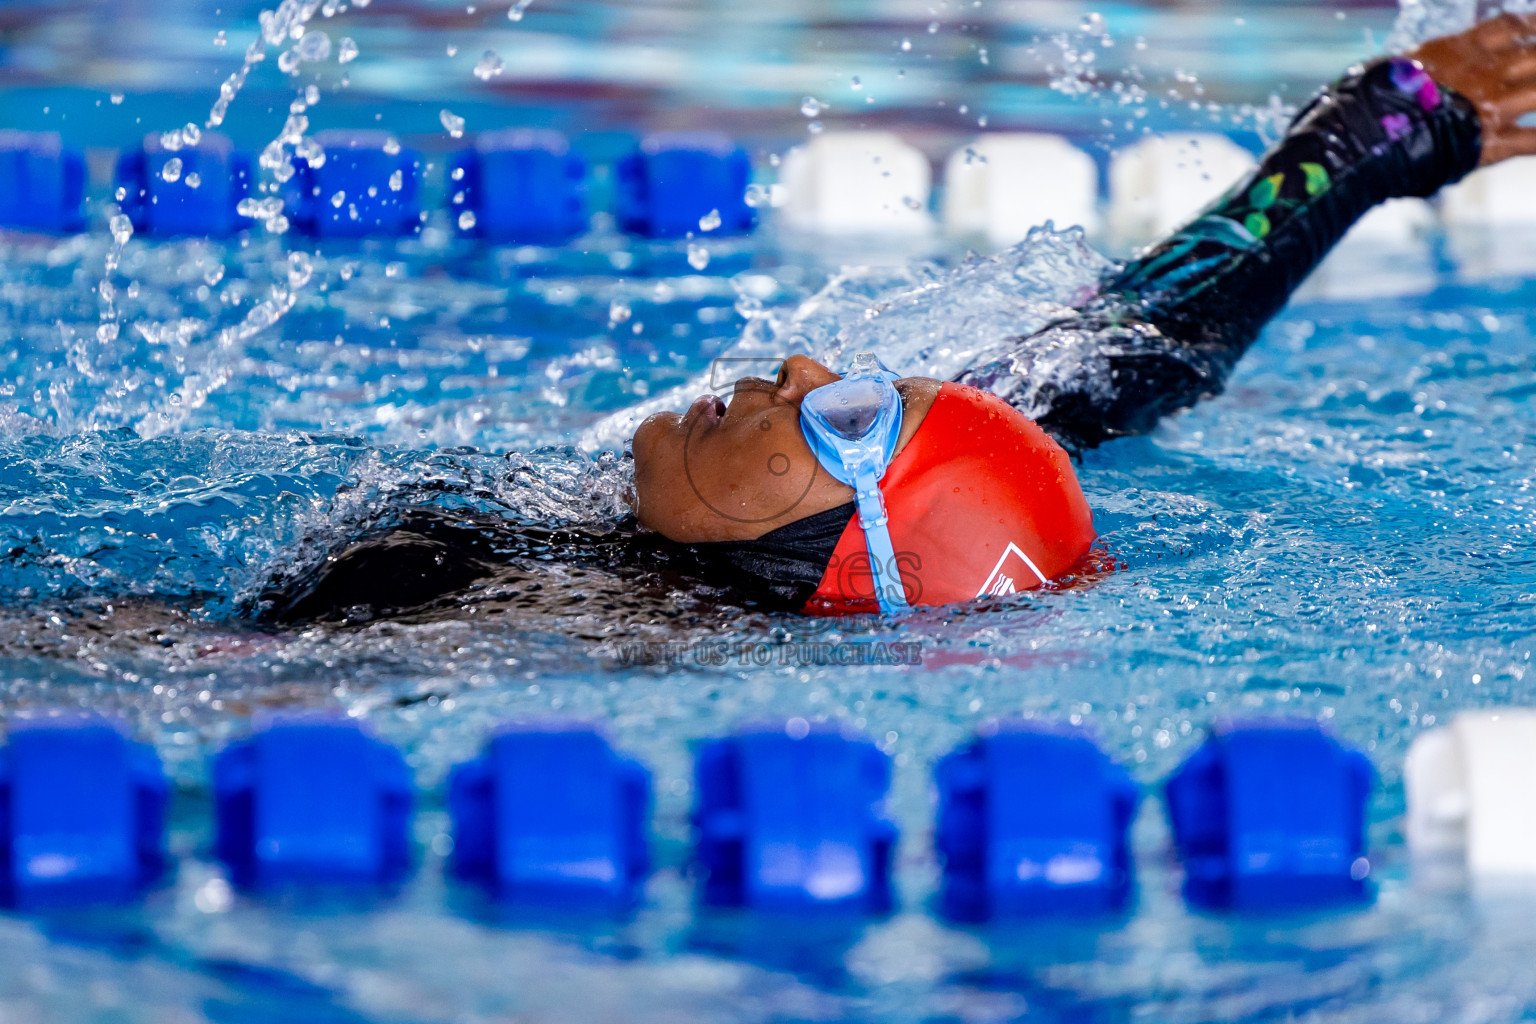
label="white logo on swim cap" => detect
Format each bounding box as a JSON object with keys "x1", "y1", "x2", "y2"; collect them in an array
[{"x1": 977, "y1": 542, "x2": 1049, "y2": 599}]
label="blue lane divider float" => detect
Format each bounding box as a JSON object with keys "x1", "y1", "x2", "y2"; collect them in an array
[
  {"x1": 114, "y1": 133, "x2": 253, "y2": 237},
  {"x1": 449, "y1": 129, "x2": 587, "y2": 244},
  {"x1": 286, "y1": 131, "x2": 422, "y2": 238},
  {"x1": 0, "y1": 715, "x2": 1399, "y2": 918},
  {"x1": 0, "y1": 131, "x2": 86, "y2": 234},
  {"x1": 0, "y1": 720, "x2": 167, "y2": 907},
  {"x1": 692, "y1": 721, "x2": 897, "y2": 912},
  {"x1": 616, "y1": 132, "x2": 756, "y2": 239},
  {"x1": 1165, "y1": 719, "x2": 1375, "y2": 910},
  {"x1": 449, "y1": 723, "x2": 650, "y2": 906},
  {"x1": 213, "y1": 718, "x2": 413, "y2": 887},
  {"x1": 935, "y1": 721, "x2": 1139, "y2": 920}
]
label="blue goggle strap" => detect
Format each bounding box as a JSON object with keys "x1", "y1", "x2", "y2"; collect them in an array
[{"x1": 850, "y1": 464, "x2": 909, "y2": 614}]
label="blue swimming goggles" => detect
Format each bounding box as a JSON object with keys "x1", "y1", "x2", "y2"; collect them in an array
[{"x1": 799, "y1": 352, "x2": 909, "y2": 614}]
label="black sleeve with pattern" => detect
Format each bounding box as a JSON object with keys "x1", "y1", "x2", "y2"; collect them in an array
[{"x1": 955, "y1": 57, "x2": 1483, "y2": 451}]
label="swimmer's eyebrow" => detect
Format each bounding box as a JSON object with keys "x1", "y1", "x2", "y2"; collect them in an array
[{"x1": 709, "y1": 357, "x2": 783, "y2": 390}]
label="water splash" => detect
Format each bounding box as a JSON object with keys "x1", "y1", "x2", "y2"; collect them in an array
[
  {"x1": 1385, "y1": 0, "x2": 1536, "y2": 50},
  {"x1": 115, "y1": 0, "x2": 382, "y2": 436},
  {"x1": 473, "y1": 49, "x2": 505, "y2": 80},
  {"x1": 581, "y1": 225, "x2": 1111, "y2": 450}
]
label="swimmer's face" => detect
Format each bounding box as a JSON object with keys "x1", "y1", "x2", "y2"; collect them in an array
[{"x1": 631, "y1": 355, "x2": 939, "y2": 543}]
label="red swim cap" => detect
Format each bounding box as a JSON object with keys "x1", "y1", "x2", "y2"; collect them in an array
[{"x1": 802, "y1": 382, "x2": 1095, "y2": 614}]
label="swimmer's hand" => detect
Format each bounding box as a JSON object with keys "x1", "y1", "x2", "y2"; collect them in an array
[{"x1": 1413, "y1": 13, "x2": 1536, "y2": 166}]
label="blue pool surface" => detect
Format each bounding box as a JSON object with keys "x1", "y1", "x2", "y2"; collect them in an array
[
  {"x1": 4, "y1": 0, "x2": 1536, "y2": 1020},
  {"x1": 0, "y1": 217, "x2": 1532, "y2": 1022}
]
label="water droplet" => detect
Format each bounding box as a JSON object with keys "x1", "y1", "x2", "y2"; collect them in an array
[
  {"x1": 382, "y1": 136, "x2": 401, "y2": 155},
  {"x1": 608, "y1": 299, "x2": 632, "y2": 325},
  {"x1": 305, "y1": 84, "x2": 321, "y2": 105},
  {"x1": 978, "y1": 46, "x2": 989, "y2": 65},
  {"x1": 388, "y1": 169, "x2": 404, "y2": 191},
  {"x1": 203, "y1": 264, "x2": 225, "y2": 286},
  {"x1": 446, "y1": 44, "x2": 459, "y2": 57},
  {"x1": 474, "y1": 50, "x2": 504, "y2": 80},
  {"x1": 698, "y1": 208, "x2": 721, "y2": 232},
  {"x1": 439, "y1": 108, "x2": 466, "y2": 138},
  {"x1": 927, "y1": 21, "x2": 939, "y2": 33},
  {"x1": 687, "y1": 243, "x2": 710, "y2": 271},
  {"x1": 800, "y1": 96, "x2": 825, "y2": 118},
  {"x1": 194, "y1": 877, "x2": 232, "y2": 914},
  {"x1": 902, "y1": 195, "x2": 923, "y2": 211},
  {"x1": 213, "y1": 30, "x2": 227, "y2": 46},
  {"x1": 114, "y1": 186, "x2": 127, "y2": 202},
  {"x1": 508, "y1": 0, "x2": 534, "y2": 20},
  {"x1": 96, "y1": 322, "x2": 119, "y2": 343},
  {"x1": 110, "y1": 93, "x2": 124, "y2": 105},
  {"x1": 330, "y1": 190, "x2": 346, "y2": 208},
  {"x1": 458, "y1": 209, "x2": 477, "y2": 230},
  {"x1": 287, "y1": 251, "x2": 314, "y2": 289},
  {"x1": 900, "y1": 38, "x2": 911, "y2": 51},
  {"x1": 338, "y1": 37, "x2": 359, "y2": 63},
  {"x1": 161, "y1": 157, "x2": 183, "y2": 183},
  {"x1": 850, "y1": 76, "x2": 862, "y2": 90},
  {"x1": 296, "y1": 30, "x2": 331, "y2": 62},
  {"x1": 451, "y1": 166, "x2": 465, "y2": 181},
  {"x1": 184, "y1": 172, "x2": 201, "y2": 189},
  {"x1": 1080, "y1": 12, "x2": 1106, "y2": 34},
  {"x1": 109, "y1": 213, "x2": 134, "y2": 246},
  {"x1": 807, "y1": 120, "x2": 824, "y2": 134}
]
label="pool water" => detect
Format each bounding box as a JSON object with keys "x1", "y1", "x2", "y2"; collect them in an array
[
  {"x1": 5, "y1": 0, "x2": 1536, "y2": 1020},
  {"x1": 1, "y1": 216, "x2": 1535, "y2": 1022}
]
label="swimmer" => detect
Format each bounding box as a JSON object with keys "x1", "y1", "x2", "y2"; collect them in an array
[{"x1": 270, "y1": 17, "x2": 1536, "y2": 623}]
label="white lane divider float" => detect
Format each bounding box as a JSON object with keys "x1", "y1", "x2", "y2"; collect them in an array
[
  {"x1": 777, "y1": 131, "x2": 933, "y2": 236},
  {"x1": 942, "y1": 133, "x2": 1100, "y2": 248},
  {"x1": 1107, "y1": 132, "x2": 1257, "y2": 249},
  {"x1": 1406, "y1": 710, "x2": 1536, "y2": 877},
  {"x1": 1441, "y1": 156, "x2": 1536, "y2": 280}
]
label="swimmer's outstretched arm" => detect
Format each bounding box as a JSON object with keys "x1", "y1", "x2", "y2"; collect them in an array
[{"x1": 960, "y1": 15, "x2": 1536, "y2": 451}]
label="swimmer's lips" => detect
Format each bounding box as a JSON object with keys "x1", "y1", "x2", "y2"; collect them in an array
[
  {"x1": 684, "y1": 393, "x2": 728, "y2": 429},
  {"x1": 683, "y1": 376, "x2": 788, "y2": 432}
]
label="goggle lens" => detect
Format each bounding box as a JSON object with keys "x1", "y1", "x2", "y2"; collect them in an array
[{"x1": 810, "y1": 378, "x2": 887, "y2": 440}]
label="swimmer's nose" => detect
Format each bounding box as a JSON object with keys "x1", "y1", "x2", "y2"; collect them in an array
[{"x1": 776, "y1": 354, "x2": 841, "y2": 403}]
